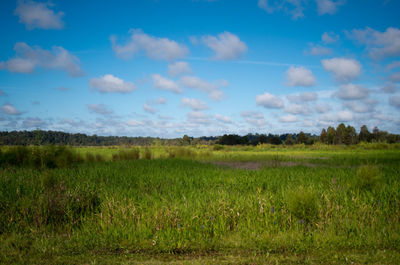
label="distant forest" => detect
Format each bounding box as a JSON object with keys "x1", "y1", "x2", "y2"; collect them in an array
[{"x1": 0, "y1": 124, "x2": 399, "y2": 146}]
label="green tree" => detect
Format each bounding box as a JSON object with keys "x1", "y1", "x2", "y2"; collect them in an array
[
  {"x1": 285, "y1": 134, "x2": 294, "y2": 145},
  {"x1": 297, "y1": 131, "x2": 307, "y2": 144},
  {"x1": 359, "y1": 125, "x2": 371, "y2": 142},
  {"x1": 335, "y1": 123, "x2": 346, "y2": 145},
  {"x1": 326, "y1": 126, "x2": 336, "y2": 145},
  {"x1": 320, "y1": 128, "x2": 327, "y2": 144}
]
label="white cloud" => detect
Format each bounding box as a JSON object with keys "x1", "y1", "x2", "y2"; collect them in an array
[
  {"x1": 168, "y1": 61, "x2": 191, "y2": 77},
  {"x1": 111, "y1": 29, "x2": 188, "y2": 61},
  {"x1": 241, "y1": 111, "x2": 268, "y2": 128},
  {"x1": 187, "y1": 111, "x2": 211, "y2": 125},
  {"x1": 316, "y1": 0, "x2": 343, "y2": 15},
  {"x1": 14, "y1": 0, "x2": 64, "y2": 30},
  {"x1": 201, "y1": 32, "x2": 247, "y2": 60},
  {"x1": 279, "y1": 114, "x2": 298, "y2": 123},
  {"x1": 87, "y1": 104, "x2": 113, "y2": 115},
  {"x1": 256, "y1": 92, "x2": 284, "y2": 108},
  {"x1": 337, "y1": 110, "x2": 354, "y2": 122},
  {"x1": 143, "y1": 103, "x2": 156, "y2": 114},
  {"x1": 179, "y1": 76, "x2": 226, "y2": 101},
  {"x1": 315, "y1": 103, "x2": 332, "y2": 113},
  {"x1": 347, "y1": 27, "x2": 400, "y2": 60},
  {"x1": 287, "y1": 92, "x2": 318, "y2": 102},
  {"x1": 181, "y1": 98, "x2": 208, "y2": 110},
  {"x1": 307, "y1": 44, "x2": 332, "y2": 56},
  {"x1": 390, "y1": 72, "x2": 400, "y2": 82},
  {"x1": 0, "y1": 42, "x2": 83, "y2": 77},
  {"x1": 285, "y1": 66, "x2": 316, "y2": 87},
  {"x1": 319, "y1": 110, "x2": 353, "y2": 123},
  {"x1": 389, "y1": 95, "x2": 400, "y2": 109},
  {"x1": 90, "y1": 74, "x2": 135, "y2": 93},
  {"x1": 126, "y1": 119, "x2": 144, "y2": 127},
  {"x1": 2, "y1": 103, "x2": 21, "y2": 115},
  {"x1": 150, "y1": 74, "x2": 182, "y2": 93},
  {"x1": 321, "y1": 57, "x2": 362, "y2": 82},
  {"x1": 215, "y1": 114, "x2": 232, "y2": 124},
  {"x1": 284, "y1": 103, "x2": 312, "y2": 115},
  {"x1": 322, "y1": 31, "x2": 339, "y2": 43},
  {"x1": 343, "y1": 100, "x2": 377, "y2": 113},
  {"x1": 337, "y1": 84, "x2": 369, "y2": 100}
]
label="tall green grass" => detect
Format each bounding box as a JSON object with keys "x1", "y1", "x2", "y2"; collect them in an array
[{"x1": 0, "y1": 145, "x2": 399, "y2": 263}]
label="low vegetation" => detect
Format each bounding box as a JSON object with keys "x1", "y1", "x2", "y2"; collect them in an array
[{"x1": 0, "y1": 144, "x2": 399, "y2": 264}]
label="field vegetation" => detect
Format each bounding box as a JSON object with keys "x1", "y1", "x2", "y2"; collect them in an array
[{"x1": 0, "y1": 144, "x2": 399, "y2": 264}]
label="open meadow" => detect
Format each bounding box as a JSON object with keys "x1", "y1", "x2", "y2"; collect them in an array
[{"x1": 1, "y1": 144, "x2": 400, "y2": 264}]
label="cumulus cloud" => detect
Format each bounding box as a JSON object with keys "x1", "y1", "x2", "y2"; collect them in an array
[
  {"x1": 285, "y1": 66, "x2": 316, "y2": 87},
  {"x1": 201, "y1": 32, "x2": 247, "y2": 60},
  {"x1": 347, "y1": 27, "x2": 400, "y2": 60},
  {"x1": 14, "y1": 0, "x2": 64, "y2": 30},
  {"x1": 0, "y1": 42, "x2": 83, "y2": 76},
  {"x1": 179, "y1": 76, "x2": 226, "y2": 101},
  {"x1": 337, "y1": 84, "x2": 369, "y2": 100},
  {"x1": 337, "y1": 110, "x2": 354, "y2": 122},
  {"x1": 316, "y1": 0, "x2": 343, "y2": 15},
  {"x1": 215, "y1": 114, "x2": 232, "y2": 124},
  {"x1": 279, "y1": 114, "x2": 298, "y2": 123},
  {"x1": 319, "y1": 110, "x2": 353, "y2": 123},
  {"x1": 315, "y1": 103, "x2": 332, "y2": 113},
  {"x1": 343, "y1": 100, "x2": 377, "y2": 113},
  {"x1": 307, "y1": 44, "x2": 332, "y2": 56},
  {"x1": 143, "y1": 103, "x2": 156, "y2": 114},
  {"x1": 87, "y1": 104, "x2": 113, "y2": 115},
  {"x1": 258, "y1": 0, "x2": 305, "y2": 19},
  {"x1": 111, "y1": 29, "x2": 188, "y2": 61},
  {"x1": 90, "y1": 74, "x2": 135, "y2": 93},
  {"x1": 321, "y1": 57, "x2": 362, "y2": 82},
  {"x1": 154, "y1": 97, "x2": 167, "y2": 104},
  {"x1": 389, "y1": 95, "x2": 400, "y2": 109},
  {"x1": 168, "y1": 61, "x2": 191, "y2": 77},
  {"x1": 322, "y1": 31, "x2": 339, "y2": 43},
  {"x1": 187, "y1": 111, "x2": 211, "y2": 125},
  {"x1": 241, "y1": 111, "x2": 268, "y2": 128},
  {"x1": 256, "y1": 92, "x2": 284, "y2": 108},
  {"x1": 2, "y1": 103, "x2": 21, "y2": 115},
  {"x1": 287, "y1": 92, "x2": 318, "y2": 102},
  {"x1": 181, "y1": 98, "x2": 208, "y2": 110},
  {"x1": 151, "y1": 74, "x2": 182, "y2": 93},
  {"x1": 284, "y1": 103, "x2": 312, "y2": 115}
]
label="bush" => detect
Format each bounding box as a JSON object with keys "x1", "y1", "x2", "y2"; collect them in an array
[
  {"x1": 112, "y1": 148, "x2": 140, "y2": 161},
  {"x1": 143, "y1": 148, "x2": 152, "y2": 160},
  {"x1": 355, "y1": 165, "x2": 382, "y2": 191},
  {"x1": 286, "y1": 186, "x2": 319, "y2": 224}
]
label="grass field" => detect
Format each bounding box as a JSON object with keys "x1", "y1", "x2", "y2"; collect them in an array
[{"x1": 1, "y1": 144, "x2": 400, "y2": 264}]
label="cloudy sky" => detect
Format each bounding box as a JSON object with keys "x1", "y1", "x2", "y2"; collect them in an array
[{"x1": 1, "y1": 0, "x2": 400, "y2": 137}]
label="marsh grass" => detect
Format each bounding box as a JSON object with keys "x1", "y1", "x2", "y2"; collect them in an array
[{"x1": 0, "y1": 144, "x2": 399, "y2": 263}]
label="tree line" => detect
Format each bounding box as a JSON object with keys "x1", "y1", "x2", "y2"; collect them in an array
[{"x1": 0, "y1": 124, "x2": 399, "y2": 146}]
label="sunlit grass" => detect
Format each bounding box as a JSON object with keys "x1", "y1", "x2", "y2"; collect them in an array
[{"x1": 0, "y1": 144, "x2": 399, "y2": 263}]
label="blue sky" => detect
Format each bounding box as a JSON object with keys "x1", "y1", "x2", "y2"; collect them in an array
[{"x1": 1, "y1": 0, "x2": 400, "y2": 137}]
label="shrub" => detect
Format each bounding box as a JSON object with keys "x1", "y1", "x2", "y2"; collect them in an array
[
  {"x1": 143, "y1": 148, "x2": 152, "y2": 160},
  {"x1": 112, "y1": 148, "x2": 140, "y2": 161},
  {"x1": 286, "y1": 186, "x2": 319, "y2": 224},
  {"x1": 355, "y1": 165, "x2": 382, "y2": 191}
]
